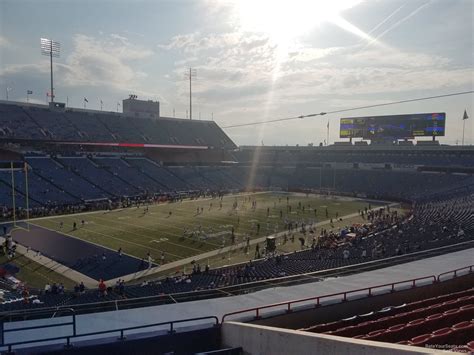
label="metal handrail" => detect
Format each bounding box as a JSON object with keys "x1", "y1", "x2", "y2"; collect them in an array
[
  {"x1": 437, "y1": 265, "x2": 474, "y2": 282},
  {"x1": 0, "y1": 305, "x2": 77, "y2": 322},
  {"x1": 221, "y1": 275, "x2": 436, "y2": 323},
  {"x1": 1, "y1": 315, "x2": 218, "y2": 352},
  {"x1": 1, "y1": 308, "x2": 76, "y2": 349}
]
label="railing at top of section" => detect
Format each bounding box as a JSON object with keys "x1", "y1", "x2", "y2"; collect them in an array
[
  {"x1": 437, "y1": 265, "x2": 474, "y2": 282},
  {"x1": 221, "y1": 275, "x2": 438, "y2": 323},
  {"x1": 0, "y1": 314, "x2": 218, "y2": 353}
]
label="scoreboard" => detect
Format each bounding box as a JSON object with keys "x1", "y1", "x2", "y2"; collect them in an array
[{"x1": 340, "y1": 113, "x2": 446, "y2": 139}]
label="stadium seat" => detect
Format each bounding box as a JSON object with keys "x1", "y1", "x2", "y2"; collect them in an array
[
  {"x1": 409, "y1": 334, "x2": 432, "y2": 347},
  {"x1": 424, "y1": 328, "x2": 452, "y2": 346}
]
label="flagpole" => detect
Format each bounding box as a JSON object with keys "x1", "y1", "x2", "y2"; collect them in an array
[
  {"x1": 326, "y1": 120, "x2": 330, "y2": 146},
  {"x1": 462, "y1": 109, "x2": 469, "y2": 146},
  {"x1": 462, "y1": 119, "x2": 466, "y2": 146}
]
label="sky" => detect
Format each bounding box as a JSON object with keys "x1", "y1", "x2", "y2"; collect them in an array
[{"x1": 0, "y1": 0, "x2": 473, "y2": 146}]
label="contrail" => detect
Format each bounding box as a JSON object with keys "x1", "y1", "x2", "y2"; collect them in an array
[
  {"x1": 365, "y1": 3, "x2": 406, "y2": 38},
  {"x1": 368, "y1": 1, "x2": 432, "y2": 46}
]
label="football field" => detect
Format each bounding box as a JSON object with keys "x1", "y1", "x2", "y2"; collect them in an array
[{"x1": 30, "y1": 192, "x2": 384, "y2": 269}]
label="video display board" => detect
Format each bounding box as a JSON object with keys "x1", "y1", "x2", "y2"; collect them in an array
[{"x1": 340, "y1": 113, "x2": 446, "y2": 139}]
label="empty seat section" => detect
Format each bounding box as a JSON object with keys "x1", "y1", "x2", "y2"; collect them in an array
[
  {"x1": 125, "y1": 158, "x2": 188, "y2": 190},
  {"x1": 60, "y1": 157, "x2": 138, "y2": 197},
  {"x1": 0, "y1": 105, "x2": 44, "y2": 140},
  {"x1": 27, "y1": 157, "x2": 110, "y2": 200},
  {"x1": 24, "y1": 107, "x2": 80, "y2": 141},
  {"x1": 93, "y1": 157, "x2": 161, "y2": 193}
]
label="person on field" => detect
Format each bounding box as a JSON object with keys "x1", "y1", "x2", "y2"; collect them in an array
[{"x1": 147, "y1": 253, "x2": 154, "y2": 269}]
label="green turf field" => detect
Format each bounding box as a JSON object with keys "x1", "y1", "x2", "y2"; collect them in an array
[
  {"x1": 32, "y1": 192, "x2": 384, "y2": 269},
  {"x1": 0, "y1": 254, "x2": 76, "y2": 289}
]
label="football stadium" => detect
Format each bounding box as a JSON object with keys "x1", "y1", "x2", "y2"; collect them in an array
[{"x1": 0, "y1": 1, "x2": 473, "y2": 354}]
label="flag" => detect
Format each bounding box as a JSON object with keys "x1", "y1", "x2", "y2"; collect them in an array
[
  {"x1": 84, "y1": 97, "x2": 88, "y2": 103},
  {"x1": 100, "y1": 100, "x2": 103, "y2": 105},
  {"x1": 27, "y1": 90, "x2": 33, "y2": 95},
  {"x1": 463, "y1": 109, "x2": 469, "y2": 120}
]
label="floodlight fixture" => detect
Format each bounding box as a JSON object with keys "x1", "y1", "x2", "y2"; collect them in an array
[{"x1": 41, "y1": 38, "x2": 60, "y2": 103}]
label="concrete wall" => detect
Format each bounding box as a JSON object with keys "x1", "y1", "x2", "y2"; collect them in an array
[{"x1": 221, "y1": 322, "x2": 448, "y2": 355}]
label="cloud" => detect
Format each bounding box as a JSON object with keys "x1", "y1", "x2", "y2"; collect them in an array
[
  {"x1": 158, "y1": 28, "x2": 472, "y2": 118},
  {"x1": 159, "y1": 31, "x2": 272, "y2": 57},
  {"x1": 159, "y1": 31, "x2": 279, "y2": 107},
  {"x1": 0, "y1": 35, "x2": 8, "y2": 47},
  {"x1": 0, "y1": 63, "x2": 49, "y2": 77},
  {"x1": 0, "y1": 33, "x2": 159, "y2": 108},
  {"x1": 62, "y1": 34, "x2": 154, "y2": 89}
]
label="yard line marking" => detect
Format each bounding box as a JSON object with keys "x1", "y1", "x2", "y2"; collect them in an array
[
  {"x1": 0, "y1": 191, "x2": 274, "y2": 226},
  {"x1": 90, "y1": 213, "x2": 223, "y2": 249},
  {"x1": 81, "y1": 215, "x2": 207, "y2": 253}
]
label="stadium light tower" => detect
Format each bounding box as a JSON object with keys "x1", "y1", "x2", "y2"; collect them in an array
[
  {"x1": 184, "y1": 68, "x2": 197, "y2": 120},
  {"x1": 41, "y1": 38, "x2": 60, "y2": 103}
]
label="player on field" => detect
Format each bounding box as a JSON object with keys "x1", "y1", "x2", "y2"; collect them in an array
[{"x1": 147, "y1": 253, "x2": 154, "y2": 269}]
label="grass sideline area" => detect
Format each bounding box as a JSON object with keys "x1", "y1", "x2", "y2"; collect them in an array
[
  {"x1": 0, "y1": 254, "x2": 76, "y2": 290},
  {"x1": 29, "y1": 192, "x2": 385, "y2": 273}
]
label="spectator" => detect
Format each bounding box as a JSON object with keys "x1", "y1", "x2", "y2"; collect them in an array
[{"x1": 98, "y1": 279, "x2": 107, "y2": 297}]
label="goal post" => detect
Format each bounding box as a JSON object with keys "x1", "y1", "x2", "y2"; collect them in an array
[
  {"x1": 8, "y1": 161, "x2": 31, "y2": 232},
  {"x1": 24, "y1": 162, "x2": 30, "y2": 231}
]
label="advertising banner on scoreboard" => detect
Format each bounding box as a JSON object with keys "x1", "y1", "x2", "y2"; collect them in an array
[{"x1": 340, "y1": 113, "x2": 446, "y2": 139}]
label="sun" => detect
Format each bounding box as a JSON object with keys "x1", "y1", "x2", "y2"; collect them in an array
[{"x1": 234, "y1": 0, "x2": 363, "y2": 47}]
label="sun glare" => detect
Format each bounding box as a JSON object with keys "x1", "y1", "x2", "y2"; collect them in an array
[{"x1": 234, "y1": 0, "x2": 363, "y2": 47}]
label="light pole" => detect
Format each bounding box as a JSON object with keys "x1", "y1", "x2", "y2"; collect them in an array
[
  {"x1": 41, "y1": 38, "x2": 60, "y2": 103},
  {"x1": 184, "y1": 68, "x2": 197, "y2": 120}
]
